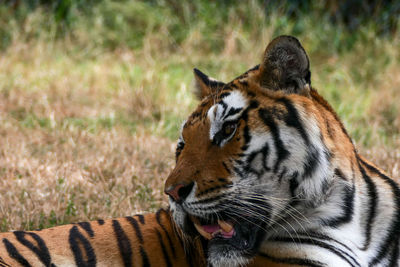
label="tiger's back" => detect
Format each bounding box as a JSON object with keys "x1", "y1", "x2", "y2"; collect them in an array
[{"x1": 0, "y1": 209, "x2": 205, "y2": 266}]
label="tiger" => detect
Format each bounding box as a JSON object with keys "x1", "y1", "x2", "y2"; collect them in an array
[
  {"x1": 164, "y1": 35, "x2": 400, "y2": 267},
  {"x1": 0, "y1": 35, "x2": 398, "y2": 267},
  {"x1": 0, "y1": 208, "x2": 206, "y2": 266}
]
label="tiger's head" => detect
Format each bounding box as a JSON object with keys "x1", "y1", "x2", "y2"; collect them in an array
[{"x1": 165, "y1": 36, "x2": 354, "y2": 266}]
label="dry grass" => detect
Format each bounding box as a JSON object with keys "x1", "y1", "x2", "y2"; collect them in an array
[
  {"x1": 0, "y1": 43, "x2": 182, "y2": 230},
  {"x1": 0, "y1": 5, "x2": 399, "y2": 230},
  {"x1": 0, "y1": 122, "x2": 174, "y2": 230}
]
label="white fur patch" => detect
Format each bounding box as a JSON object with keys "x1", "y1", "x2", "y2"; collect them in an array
[{"x1": 207, "y1": 90, "x2": 248, "y2": 143}]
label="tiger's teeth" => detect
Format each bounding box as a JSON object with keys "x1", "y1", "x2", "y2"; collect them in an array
[
  {"x1": 193, "y1": 222, "x2": 212, "y2": 240},
  {"x1": 218, "y1": 220, "x2": 233, "y2": 233},
  {"x1": 212, "y1": 229, "x2": 222, "y2": 237}
]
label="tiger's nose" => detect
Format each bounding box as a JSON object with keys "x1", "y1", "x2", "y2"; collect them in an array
[{"x1": 165, "y1": 182, "x2": 194, "y2": 203}]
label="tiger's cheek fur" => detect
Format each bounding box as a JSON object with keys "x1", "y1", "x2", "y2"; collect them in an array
[{"x1": 230, "y1": 98, "x2": 334, "y2": 208}]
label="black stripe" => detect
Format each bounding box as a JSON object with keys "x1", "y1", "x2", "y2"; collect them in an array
[
  {"x1": 258, "y1": 252, "x2": 324, "y2": 267},
  {"x1": 197, "y1": 184, "x2": 232, "y2": 197},
  {"x1": 156, "y1": 230, "x2": 172, "y2": 267},
  {"x1": 239, "y1": 100, "x2": 259, "y2": 151},
  {"x1": 259, "y1": 108, "x2": 290, "y2": 173},
  {"x1": 175, "y1": 232, "x2": 186, "y2": 253},
  {"x1": 278, "y1": 98, "x2": 310, "y2": 145},
  {"x1": 289, "y1": 172, "x2": 299, "y2": 199},
  {"x1": 223, "y1": 107, "x2": 243, "y2": 119},
  {"x1": 190, "y1": 194, "x2": 224, "y2": 205},
  {"x1": 234, "y1": 159, "x2": 243, "y2": 166},
  {"x1": 239, "y1": 80, "x2": 248, "y2": 87},
  {"x1": 321, "y1": 169, "x2": 355, "y2": 227},
  {"x1": 69, "y1": 225, "x2": 97, "y2": 267},
  {"x1": 230, "y1": 83, "x2": 238, "y2": 89},
  {"x1": 156, "y1": 209, "x2": 176, "y2": 258},
  {"x1": 209, "y1": 79, "x2": 226, "y2": 89},
  {"x1": 389, "y1": 240, "x2": 400, "y2": 267},
  {"x1": 112, "y1": 220, "x2": 132, "y2": 267},
  {"x1": 301, "y1": 231, "x2": 356, "y2": 256},
  {"x1": 200, "y1": 101, "x2": 208, "y2": 107},
  {"x1": 97, "y1": 219, "x2": 105, "y2": 225},
  {"x1": 261, "y1": 143, "x2": 271, "y2": 171},
  {"x1": 335, "y1": 168, "x2": 348, "y2": 181},
  {"x1": 3, "y1": 238, "x2": 31, "y2": 267},
  {"x1": 189, "y1": 111, "x2": 202, "y2": 121},
  {"x1": 360, "y1": 158, "x2": 400, "y2": 266},
  {"x1": 0, "y1": 256, "x2": 11, "y2": 267},
  {"x1": 222, "y1": 161, "x2": 231, "y2": 175},
  {"x1": 302, "y1": 145, "x2": 320, "y2": 179},
  {"x1": 244, "y1": 144, "x2": 271, "y2": 177},
  {"x1": 324, "y1": 114, "x2": 335, "y2": 139},
  {"x1": 125, "y1": 217, "x2": 149, "y2": 266},
  {"x1": 244, "y1": 151, "x2": 263, "y2": 176},
  {"x1": 219, "y1": 92, "x2": 230, "y2": 98},
  {"x1": 356, "y1": 157, "x2": 378, "y2": 250},
  {"x1": 237, "y1": 105, "x2": 254, "y2": 152},
  {"x1": 233, "y1": 165, "x2": 245, "y2": 178},
  {"x1": 135, "y1": 214, "x2": 145, "y2": 224},
  {"x1": 125, "y1": 217, "x2": 144, "y2": 243},
  {"x1": 14, "y1": 231, "x2": 54, "y2": 267},
  {"x1": 219, "y1": 101, "x2": 228, "y2": 118},
  {"x1": 279, "y1": 98, "x2": 329, "y2": 180},
  {"x1": 78, "y1": 222, "x2": 94, "y2": 238},
  {"x1": 273, "y1": 237, "x2": 360, "y2": 267},
  {"x1": 278, "y1": 167, "x2": 287, "y2": 182},
  {"x1": 139, "y1": 246, "x2": 150, "y2": 267},
  {"x1": 248, "y1": 99, "x2": 260, "y2": 110},
  {"x1": 247, "y1": 91, "x2": 256, "y2": 97},
  {"x1": 321, "y1": 176, "x2": 331, "y2": 195}
]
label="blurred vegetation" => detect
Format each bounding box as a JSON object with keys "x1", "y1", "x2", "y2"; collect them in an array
[
  {"x1": 0, "y1": 0, "x2": 399, "y2": 230},
  {"x1": 1, "y1": 0, "x2": 399, "y2": 50},
  {"x1": 0, "y1": 0, "x2": 399, "y2": 144}
]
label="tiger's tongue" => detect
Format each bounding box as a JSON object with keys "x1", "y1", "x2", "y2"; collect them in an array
[
  {"x1": 201, "y1": 224, "x2": 235, "y2": 238},
  {"x1": 191, "y1": 217, "x2": 235, "y2": 239},
  {"x1": 202, "y1": 224, "x2": 221, "y2": 233}
]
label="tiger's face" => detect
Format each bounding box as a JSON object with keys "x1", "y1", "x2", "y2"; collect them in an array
[{"x1": 165, "y1": 36, "x2": 339, "y2": 266}]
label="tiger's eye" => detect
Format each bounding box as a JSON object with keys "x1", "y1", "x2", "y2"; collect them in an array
[{"x1": 223, "y1": 123, "x2": 236, "y2": 136}]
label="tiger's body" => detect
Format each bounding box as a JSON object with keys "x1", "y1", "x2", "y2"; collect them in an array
[
  {"x1": 0, "y1": 35, "x2": 398, "y2": 267},
  {"x1": 0, "y1": 209, "x2": 205, "y2": 266}
]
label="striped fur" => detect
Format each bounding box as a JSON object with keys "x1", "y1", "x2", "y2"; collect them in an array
[
  {"x1": 0, "y1": 209, "x2": 205, "y2": 266},
  {"x1": 165, "y1": 35, "x2": 400, "y2": 267}
]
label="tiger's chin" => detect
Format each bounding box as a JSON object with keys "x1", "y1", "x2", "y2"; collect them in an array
[
  {"x1": 172, "y1": 207, "x2": 266, "y2": 267},
  {"x1": 208, "y1": 248, "x2": 252, "y2": 267}
]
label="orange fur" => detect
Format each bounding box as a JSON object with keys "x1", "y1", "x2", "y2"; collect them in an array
[{"x1": 0, "y1": 209, "x2": 205, "y2": 266}]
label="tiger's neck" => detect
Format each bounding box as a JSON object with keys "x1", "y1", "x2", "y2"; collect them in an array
[{"x1": 257, "y1": 151, "x2": 400, "y2": 266}]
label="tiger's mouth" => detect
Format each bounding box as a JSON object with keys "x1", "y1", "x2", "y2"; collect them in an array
[
  {"x1": 190, "y1": 216, "x2": 235, "y2": 240},
  {"x1": 185, "y1": 212, "x2": 266, "y2": 257}
]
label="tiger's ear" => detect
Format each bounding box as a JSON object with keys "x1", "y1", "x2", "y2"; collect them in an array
[
  {"x1": 258, "y1": 35, "x2": 311, "y2": 96},
  {"x1": 193, "y1": 68, "x2": 226, "y2": 100}
]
